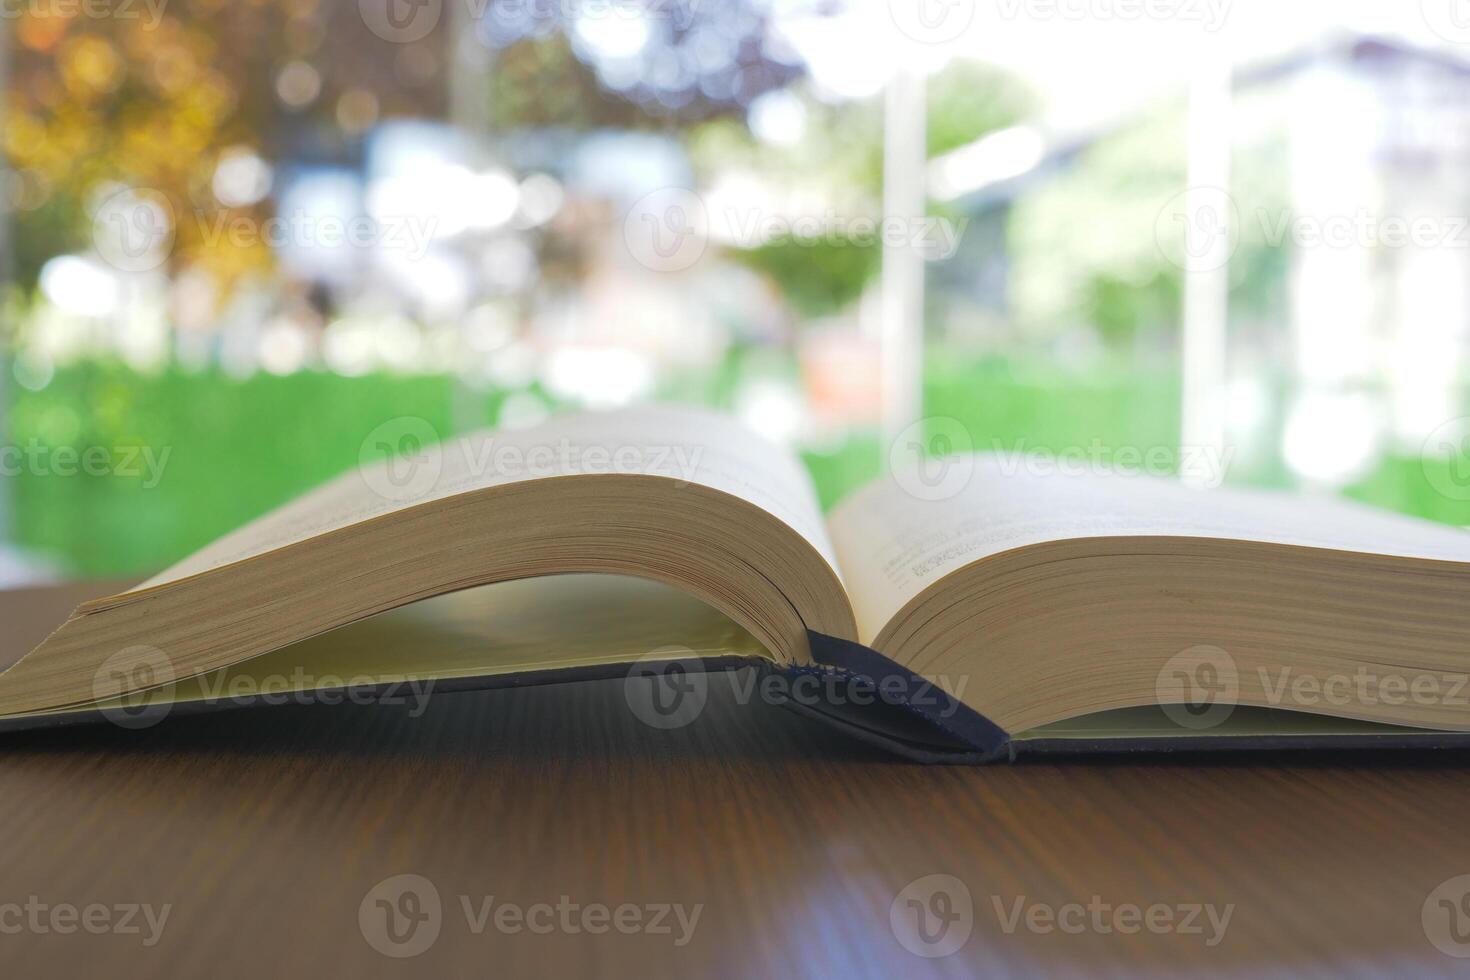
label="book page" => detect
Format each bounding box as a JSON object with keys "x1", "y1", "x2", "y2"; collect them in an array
[
  {"x1": 71, "y1": 575, "x2": 768, "y2": 718},
  {"x1": 139, "y1": 405, "x2": 839, "y2": 589},
  {"x1": 828, "y1": 453, "x2": 1470, "y2": 645}
]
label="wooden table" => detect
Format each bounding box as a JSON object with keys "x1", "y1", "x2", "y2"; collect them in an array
[{"x1": 2, "y1": 581, "x2": 1469, "y2": 977}]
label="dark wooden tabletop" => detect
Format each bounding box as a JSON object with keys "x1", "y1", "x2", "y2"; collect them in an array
[{"x1": 3, "y1": 581, "x2": 1470, "y2": 977}]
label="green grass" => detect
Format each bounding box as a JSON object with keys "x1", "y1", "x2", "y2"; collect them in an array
[{"x1": 3, "y1": 355, "x2": 1465, "y2": 577}]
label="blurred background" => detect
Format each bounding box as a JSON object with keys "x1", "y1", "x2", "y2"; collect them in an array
[{"x1": 2, "y1": 0, "x2": 1470, "y2": 585}]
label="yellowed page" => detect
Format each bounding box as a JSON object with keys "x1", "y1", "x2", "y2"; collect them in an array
[
  {"x1": 142, "y1": 405, "x2": 840, "y2": 589},
  {"x1": 829, "y1": 454, "x2": 1470, "y2": 645},
  {"x1": 63, "y1": 574, "x2": 768, "y2": 720}
]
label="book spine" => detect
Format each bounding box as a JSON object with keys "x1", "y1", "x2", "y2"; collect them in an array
[{"x1": 791, "y1": 631, "x2": 1012, "y2": 764}]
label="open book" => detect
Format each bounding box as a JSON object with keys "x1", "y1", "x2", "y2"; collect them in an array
[{"x1": 4, "y1": 405, "x2": 1470, "y2": 761}]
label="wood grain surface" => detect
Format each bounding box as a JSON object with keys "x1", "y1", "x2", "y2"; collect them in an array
[{"x1": 3, "y1": 581, "x2": 1470, "y2": 977}]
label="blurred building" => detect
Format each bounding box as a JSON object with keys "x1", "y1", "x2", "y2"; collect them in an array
[{"x1": 931, "y1": 34, "x2": 1470, "y2": 488}]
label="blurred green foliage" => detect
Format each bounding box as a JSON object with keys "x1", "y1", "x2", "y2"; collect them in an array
[
  {"x1": 925, "y1": 62, "x2": 1035, "y2": 158},
  {"x1": 6, "y1": 364, "x2": 484, "y2": 573},
  {"x1": 8, "y1": 354, "x2": 1463, "y2": 578},
  {"x1": 1004, "y1": 90, "x2": 1290, "y2": 356},
  {"x1": 734, "y1": 239, "x2": 879, "y2": 318},
  {"x1": 925, "y1": 354, "x2": 1181, "y2": 455},
  {"x1": 490, "y1": 35, "x2": 654, "y2": 130},
  {"x1": 701, "y1": 61, "x2": 1033, "y2": 320}
]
